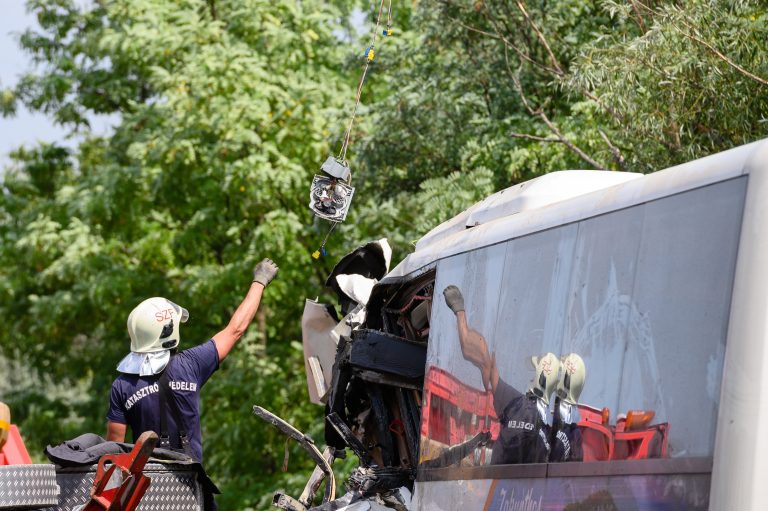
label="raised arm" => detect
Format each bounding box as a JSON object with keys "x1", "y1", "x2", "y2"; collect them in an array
[
  {"x1": 443, "y1": 285, "x2": 497, "y2": 392},
  {"x1": 213, "y1": 259, "x2": 278, "y2": 362}
]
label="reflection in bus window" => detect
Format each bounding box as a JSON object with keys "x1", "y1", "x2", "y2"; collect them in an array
[
  {"x1": 551, "y1": 353, "x2": 585, "y2": 462},
  {"x1": 491, "y1": 352, "x2": 558, "y2": 464},
  {"x1": 435, "y1": 284, "x2": 670, "y2": 467},
  {"x1": 443, "y1": 285, "x2": 584, "y2": 464}
]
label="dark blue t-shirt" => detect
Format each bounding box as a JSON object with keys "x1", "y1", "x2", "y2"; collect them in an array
[
  {"x1": 491, "y1": 379, "x2": 551, "y2": 465},
  {"x1": 107, "y1": 340, "x2": 219, "y2": 461}
]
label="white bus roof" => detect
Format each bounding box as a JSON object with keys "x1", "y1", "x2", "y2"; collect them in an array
[{"x1": 387, "y1": 139, "x2": 767, "y2": 280}]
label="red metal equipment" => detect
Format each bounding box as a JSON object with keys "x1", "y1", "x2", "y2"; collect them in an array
[
  {"x1": 576, "y1": 404, "x2": 614, "y2": 461},
  {"x1": 577, "y1": 405, "x2": 669, "y2": 461},
  {"x1": 0, "y1": 425, "x2": 33, "y2": 465},
  {"x1": 81, "y1": 430, "x2": 158, "y2": 511},
  {"x1": 613, "y1": 411, "x2": 669, "y2": 460},
  {"x1": 424, "y1": 365, "x2": 670, "y2": 463},
  {"x1": 422, "y1": 366, "x2": 499, "y2": 445}
]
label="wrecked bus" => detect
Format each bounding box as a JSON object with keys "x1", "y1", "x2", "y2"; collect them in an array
[{"x1": 265, "y1": 139, "x2": 768, "y2": 511}]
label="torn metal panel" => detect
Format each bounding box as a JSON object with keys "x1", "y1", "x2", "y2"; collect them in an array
[
  {"x1": 349, "y1": 330, "x2": 427, "y2": 382},
  {"x1": 355, "y1": 371, "x2": 423, "y2": 391},
  {"x1": 396, "y1": 389, "x2": 419, "y2": 464},
  {"x1": 376, "y1": 487, "x2": 412, "y2": 511},
  {"x1": 327, "y1": 413, "x2": 371, "y2": 465},
  {"x1": 302, "y1": 300, "x2": 351, "y2": 405},
  {"x1": 342, "y1": 304, "x2": 368, "y2": 332},
  {"x1": 274, "y1": 493, "x2": 308, "y2": 511},
  {"x1": 388, "y1": 393, "x2": 413, "y2": 468},
  {"x1": 303, "y1": 239, "x2": 395, "y2": 406},
  {"x1": 293, "y1": 238, "x2": 434, "y2": 510},
  {"x1": 335, "y1": 274, "x2": 377, "y2": 306},
  {"x1": 368, "y1": 385, "x2": 394, "y2": 467},
  {"x1": 300, "y1": 447, "x2": 339, "y2": 507},
  {"x1": 308, "y1": 488, "x2": 412, "y2": 511},
  {"x1": 346, "y1": 466, "x2": 415, "y2": 497},
  {"x1": 308, "y1": 491, "x2": 359, "y2": 511},
  {"x1": 252, "y1": 406, "x2": 336, "y2": 505},
  {"x1": 326, "y1": 239, "x2": 392, "y2": 315},
  {"x1": 366, "y1": 269, "x2": 436, "y2": 334},
  {"x1": 324, "y1": 336, "x2": 354, "y2": 450}
]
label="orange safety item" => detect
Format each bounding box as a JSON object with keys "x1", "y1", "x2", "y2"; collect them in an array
[
  {"x1": 623, "y1": 410, "x2": 655, "y2": 431},
  {"x1": 0, "y1": 402, "x2": 9, "y2": 450},
  {"x1": 81, "y1": 430, "x2": 158, "y2": 511},
  {"x1": 578, "y1": 405, "x2": 669, "y2": 462}
]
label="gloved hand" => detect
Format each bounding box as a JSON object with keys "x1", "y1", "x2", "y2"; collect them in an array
[
  {"x1": 253, "y1": 258, "x2": 279, "y2": 287},
  {"x1": 443, "y1": 285, "x2": 465, "y2": 313}
]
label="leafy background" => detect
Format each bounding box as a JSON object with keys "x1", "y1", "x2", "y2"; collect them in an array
[{"x1": 1, "y1": 0, "x2": 766, "y2": 509}]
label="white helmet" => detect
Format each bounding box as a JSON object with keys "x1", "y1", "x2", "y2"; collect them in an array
[
  {"x1": 556, "y1": 353, "x2": 586, "y2": 404},
  {"x1": 117, "y1": 297, "x2": 189, "y2": 376},
  {"x1": 127, "y1": 297, "x2": 189, "y2": 352},
  {"x1": 529, "y1": 352, "x2": 560, "y2": 404}
]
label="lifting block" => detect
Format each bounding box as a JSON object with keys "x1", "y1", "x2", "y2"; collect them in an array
[{"x1": 81, "y1": 430, "x2": 158, "y2": 511}]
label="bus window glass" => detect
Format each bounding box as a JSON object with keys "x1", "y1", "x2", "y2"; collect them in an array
[{"x1": 420, "y1": 177, "x2": 746, "y2": 468}]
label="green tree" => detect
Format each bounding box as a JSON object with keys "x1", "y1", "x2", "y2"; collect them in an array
[
  {"x1": 1, "y1": 0, "x2": 361, "y2": 507},
  {"x1": 3, "y1": 1, "x2": 767, "y2": 509},
  {"x1": 567, "y1": 0, "x2": 768, "y2": 170},
  {"x1": 352, "y1": 0, "x2": 768, "y2": 248}
]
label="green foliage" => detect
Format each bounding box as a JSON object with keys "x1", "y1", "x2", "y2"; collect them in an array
[
  {"x1": 2, "y1": 0, "x2": 767, "y2": 509},
  {"x1": 1, "y1": 0, "x2": 359, "y2": 507},
  {"x1": 353, "y1": 0, "x2": 768, "y2": 247},
  {"x1": 567, "y1": 0, "x2": 768, "y2": 170}
]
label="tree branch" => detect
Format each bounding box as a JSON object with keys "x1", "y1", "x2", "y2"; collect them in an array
[
  {"x1": 207, "y1": 0, "x2": 217, "y2": 20},
  {"x1": 583, "y1": 90, "x2": 625, "y2": 125},
  {"x1": 513, "y1": 0, "x2": 563, "y2": 75},
  {"x1": 455, "y1": 4, "x2": 627, "y2": 136},
  {"x1": 674, "y1": 21, "x2": 768, "y2": 87},
  {"x1": 509, "y1": 133, "x2": 561, "y2": 143},
  {"x1": 494, "y1": 40, "x2": 607, "y2": 170},
  {"x1": 628, "y1": 0, "x2": 647, "y2": 32},
  {"x1": 448, "y1": 15, "x2": 560, "y2": 76},
  {"x1": 511, "y1": 73, "x2": 607, "y2": 170},
  {"x1": 598, "y1": 128, "x2": 626, "y2": 171}
]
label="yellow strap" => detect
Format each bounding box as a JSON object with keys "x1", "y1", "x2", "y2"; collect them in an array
[{"x1": 0, "y1": 419, "x2": 9, "y2": 431}]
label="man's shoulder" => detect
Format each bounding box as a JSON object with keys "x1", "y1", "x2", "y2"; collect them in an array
[
  {"x1": 169, "y1": 339, "x2": 219, "y2": 373},
  {"x1": 168, "y1": 339, "x2": 220, "y2": 385},
  {"x1": 110, "y1": 373, "x2": 141, "y2": 396},
  {"x1": 176, "y1": 339, "x2": 216, "y2": 360},
  {"x1": 112, "y1": 373, "x2": 135, "y2": 385}
]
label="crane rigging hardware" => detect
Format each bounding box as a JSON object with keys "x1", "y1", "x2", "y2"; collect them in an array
[{"x1": 310, "y1": 0, "x2": 394, "y2": 260}]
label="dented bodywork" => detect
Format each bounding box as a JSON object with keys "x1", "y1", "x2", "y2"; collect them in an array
[
  {"x1": 259, "y1": 141, "x2": 768, "y2": 511},
  {"x1": 261, "y1": 239, "x2": 438, "y2": 511}
]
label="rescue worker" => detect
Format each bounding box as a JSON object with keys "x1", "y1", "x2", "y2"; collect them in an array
[
  {"x1": 442, "y1": 285, "x2": 580, "y2": 464},
  {"x1": 549, "y1": 353, "x2": 585, "y2": 462},
  {"x1": 492, "y1": 353, "x2": 559, "y2": 464},
  {"x1": 105, "y1": 258, "x2": 279, "y2": 463}
]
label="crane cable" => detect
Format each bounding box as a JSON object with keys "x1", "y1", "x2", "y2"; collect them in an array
[
  {"x1": 337, "y1": 0, "x2": 392, "y2": 166},
  {"x1": 313, "y1": 1, "x2": 392, "y2": 261}
]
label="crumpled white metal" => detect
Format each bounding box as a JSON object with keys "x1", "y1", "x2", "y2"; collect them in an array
[{"x1": 335, "y1": 274, "x2": 377, "y2": 305}]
